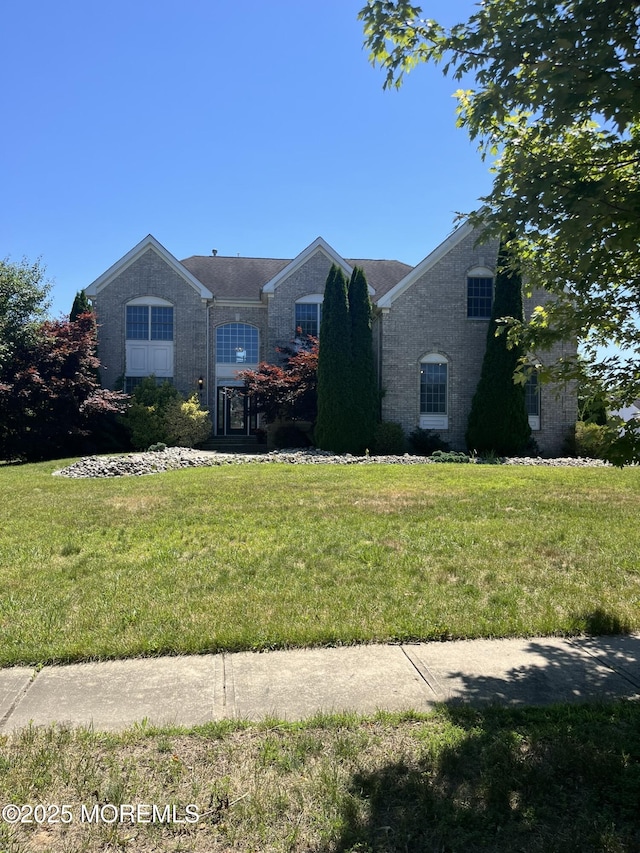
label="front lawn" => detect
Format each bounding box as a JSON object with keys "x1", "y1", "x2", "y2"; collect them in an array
[{"x1": 0, "y1": 460, "x2": 638, "y2": 666}]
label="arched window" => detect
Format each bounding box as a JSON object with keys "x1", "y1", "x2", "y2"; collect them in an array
[
  {"x1": 466, "y1": 266, "x2": 494, "y2": 318},
  {"x1": 295, "y1": 295, "x2": 323, "y2": 338},
  {"x1": 419, "y1": 353, "x2": 448, "y2": 430},
  {"x1": 216, "y1": 323, "x2": 259, "y2": 364}
]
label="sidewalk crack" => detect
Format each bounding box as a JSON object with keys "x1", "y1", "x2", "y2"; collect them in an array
[
  {"x1": 400, "y1": 646, "x2": 445, "y2": 700},
  {"x1": 567, "y1": 638, "x2": 640, "y2": 691},
  {"x1": 0, "y1": 668, "x2": 39, "y2": 731}
]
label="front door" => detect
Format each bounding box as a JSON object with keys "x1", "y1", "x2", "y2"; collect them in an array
[{"x1": 217, "y1": 386, "x2": 255, "y2": 435}]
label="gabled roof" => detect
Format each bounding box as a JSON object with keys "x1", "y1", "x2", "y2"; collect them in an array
[
  {"x1": 376, "y1": 221, "x2": 475, "y2": 309},
  {"x1": 261, "y1": 237, "x2": 353, "y2": 295},
  {"x1": 85, "y1": 235, "x2": 213, "y2": 299},
  {"x1": 87, "y1": 234, "x2": 413, "y2": 304}
]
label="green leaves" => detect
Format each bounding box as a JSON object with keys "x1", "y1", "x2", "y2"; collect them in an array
[
  {"x1": 315, "y1": 265, "x2": 377, "y2": 454},
  {"x1": 0, "y1": 257, "x2": 50, "y2": 375},
  {"x1": 361, "y1": 0, "x2": 640, "y2": 453},
  {"x1": 315, "y1": 265, "x2": 353, "y2": 453}
]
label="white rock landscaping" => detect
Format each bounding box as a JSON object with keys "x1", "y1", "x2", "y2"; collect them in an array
[{"x1": 53, "y1": 447, "x2": 610, "y2": 478}]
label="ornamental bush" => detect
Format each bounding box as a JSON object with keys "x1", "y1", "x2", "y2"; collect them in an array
[
  {"x1": 431, "y1": 450, "x2": 471, "y2": 464},
  {"x1": 164, "y1": 395, "x2": 212, "y2": 447},
  {"x1": 572, "y1": 421, "x2": 614, "y2": 460},
  {"x1": 372, "y1": 421, "x2": 406, "y2": 455},
  {"x1": 408, "y1": 428, "x2": 450, "y2": 456},
  {"x1": 122, "y1": 378, "x2": 211, "y2": 450}
]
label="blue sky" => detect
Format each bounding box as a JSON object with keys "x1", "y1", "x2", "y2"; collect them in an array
[{"x1": 2, "y1": 0, "x2": 490, "y2": 317}]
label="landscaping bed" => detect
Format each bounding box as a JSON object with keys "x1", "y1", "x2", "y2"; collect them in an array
[{"x1": 53, "y1": 446, "x2": 611, "y2": 478}]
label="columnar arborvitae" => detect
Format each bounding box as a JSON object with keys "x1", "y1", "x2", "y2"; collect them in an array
[
  {"x1": 465, "y1": 241, "x2": 532, "y2": 455},
  {"x1": 70, "y1": 290, "x2": 92, "y2": 321},
  {"x1": 348, "y1": 266, "x2": 378, "y2": 454},
  {"x1": 70, "y1": 289, "x2": 101, "y2": 383},
  {"x1": 315, "y1": 264, "x2": 353, "y2": 453}
]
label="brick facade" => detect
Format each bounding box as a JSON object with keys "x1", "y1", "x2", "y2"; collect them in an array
[
  {"x1": 86, "y1": 231, "x2": 577, "y2": 454},
  {"x1": 92, "y1": 248, "x2": 209, "y2": 398}
]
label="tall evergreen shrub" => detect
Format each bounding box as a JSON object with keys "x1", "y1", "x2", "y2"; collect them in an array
[
  {"x1": 465, "y1": 242, "x2": 531, "y2": 455},
  {"x1": 315, "y1": 265, "x2": 353, "y2": 453},
  {"x1": 70, "y1": 290, "x2": 92, "y2": 321},
  {"x1": 348, "y1": 266, "x2": 378, "y2": 454}
]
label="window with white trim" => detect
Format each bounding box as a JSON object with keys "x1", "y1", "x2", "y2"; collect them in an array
[
  {"x1": 126, "y1": 305, "x2": 174, "y2": 340},
  {"x1": 467, "y1": 267, "x2": 494, "y2": 318},
  {"x1": 525, "y1": 372, "x2": 541, "y2": 430},
  {"x1": 124, "y1": 297, "x2": 174, "y2": 382},
  {"x1": 216, "y1": 323, "x2": 259, "y2": 364},
  {"x1": 295, "y1": 295, "x2": 323, "y2": 338},
  {"x1": 419, "y1": 354, "x2": 449, "y2": 430}
]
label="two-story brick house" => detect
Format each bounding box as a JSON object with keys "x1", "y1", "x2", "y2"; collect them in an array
[{"x1": 85, "y1": 222, "x2": 577, "y2": 454}]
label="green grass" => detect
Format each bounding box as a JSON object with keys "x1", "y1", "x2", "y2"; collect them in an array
[
  {"x1": 1, "y1": 460, "x2": 639, "y2": 666},
  {"x1": 1, "y1": 703, "x2": 639, "y2": 852}
]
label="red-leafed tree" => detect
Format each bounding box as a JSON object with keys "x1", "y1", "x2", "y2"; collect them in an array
[
  {"x1": 0, "y1": 311, "x2": 128, "y2": 461},
  {"x1": 238, "y1": 336, "x2": 318, "y2": 425}
]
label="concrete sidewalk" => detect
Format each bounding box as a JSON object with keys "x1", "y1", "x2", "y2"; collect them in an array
[{"x1": 1, "y1": 635, "x2": 639, "y2": 733}]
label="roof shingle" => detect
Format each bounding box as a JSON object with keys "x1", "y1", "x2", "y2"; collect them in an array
[{"x1": 179, "y1": 254, "x2": 413, "y2": 302}]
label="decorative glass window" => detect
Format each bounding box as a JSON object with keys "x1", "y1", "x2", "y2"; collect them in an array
[
  {"x1": 295, "y1": 295, "x2": 323, "y2": 338},
  {"x1": 126, "y1": 304, "x2": 174, "y2": 340},
  {"x1": 420, "y1": 360, "x2": 448, "y2": 414},
  {"x1": 216, "y1": 323, "x2": 259, "y2": 364},
  {"x1": 467, "y1": 275, "x2": 493, "y2": 318}
]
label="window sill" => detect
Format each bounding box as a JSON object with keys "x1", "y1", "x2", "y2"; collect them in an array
[{"x1": 420, "y1": 414, "x2": 448, "y2": 430}]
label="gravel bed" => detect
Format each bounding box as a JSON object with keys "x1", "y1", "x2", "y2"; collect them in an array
[{"x1": 53, "y1": 447, "x2": 611, "y2": 478}]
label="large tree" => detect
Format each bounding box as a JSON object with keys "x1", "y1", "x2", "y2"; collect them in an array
[
  {"x1": 0, "y1": 258, "x2": 50, "y2": 376},
  {"x1": 315, "y1": 264, "x2": 354, "y2": 453},
  {"x1": 0, "y1": 312, "x2": 127, "y2": 461},
  {"x1": 348, "y1": 266, "x2": 378, "y2": 454},
  {"x1": 360, "y1": 1, "x2": 640, "y2": 416},
  {"x1": 466, "y1": 242, "x2": 531, "y2": 455}
]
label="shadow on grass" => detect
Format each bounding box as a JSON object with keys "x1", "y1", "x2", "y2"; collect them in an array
[
  {"x1": 581, "y1": 607, "x2": 631, "y2": 636},
  {"x1": 329, "y1": 630, "x2": 640, "y2": 853}
]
